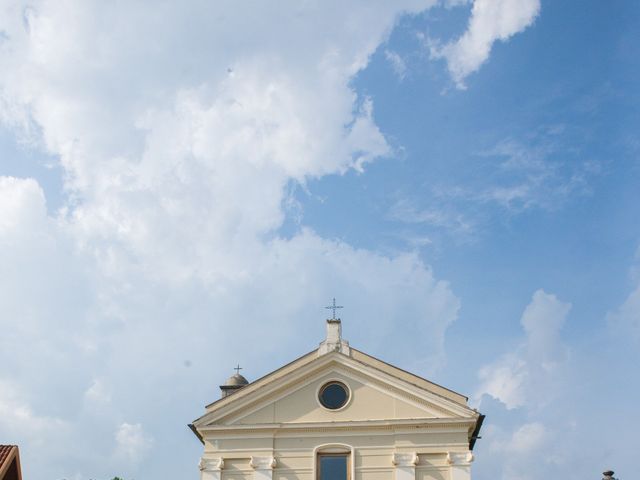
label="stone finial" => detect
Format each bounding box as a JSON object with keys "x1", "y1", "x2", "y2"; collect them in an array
[{"x1": 603, "y1": 471, "x2": 616, "y2": 480}]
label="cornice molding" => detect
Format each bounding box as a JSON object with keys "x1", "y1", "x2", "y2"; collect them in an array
[
  {"x1": 199, "y1": 417, "x2": 476, "y2": 437},
  {"x1": 197, "y1": 357, "x2": 475, "y2": 430}
]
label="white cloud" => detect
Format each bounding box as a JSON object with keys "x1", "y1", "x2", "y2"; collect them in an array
[
  {"x1": 0, "y1": 2, "x2": 467, "y2": 479},
  {"x1": 474, "y1": 291, "x2": 574, "y2": 480},
  {"x1": 443, "y1": 0, "x2": 471, "y2": 8},
  {"x1": 390, "y1": 133, "x2": 600, "y2": 244},
  {"x1": 520, "y1": 289, "x2": 571, "y2": 363},
  {"x1": 474, "y1": 285, "x2": 640, "y2": 479},
  {"x1": 388, "y1": 196, "x2": 476, "y2": 239},
  {"x1": 0, "y1": 176, "x2": 47, "y2": 233},
  {"x1": 476, "y1": 289, "x2": 570, "y2": 409},
  {"x1": 474, "y1": 137, "x2": 597, "y2": 211},
  {"x1": 477, "y1": 354, "x2": 527, "y2": 409},
  {"x1": 480, "y1": 420, "x2": 556, "y2": 480},
  {"x1": 430, "y1": 0, "x2": 541, "y2": 88},
  {"x1": 84, "y1": 378, "x2": 112, "y2": 406},
  {"x1": 114, "y1": 422, "x2": 153, "y2": 463},
  {"x1": 489, "y1": 422, "x2": 546, "y2": 455},
  {"x1": 507, "y1": 422, "x2": 546, "y2": 453},
  {"x1": 0, "y1": 379, "x2": 67, "y2": 442},
  {"x1": 607, "y1": 284, "x2": 640, "y2": 343},
  {"x1": 384, "y1": 49, "x2": 408, "y2": 80}
]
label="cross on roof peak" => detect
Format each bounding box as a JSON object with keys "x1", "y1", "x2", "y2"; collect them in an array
[
  {"x1": 234, "y1": 364, "x2": 242, "y2": 375},
  {"x1": 325, "y1": 297, "x2": 343, "y2": 320}
]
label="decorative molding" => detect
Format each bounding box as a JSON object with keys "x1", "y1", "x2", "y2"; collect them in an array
[
  {"x1": 199, "y1": 417, "x2": 476, "y2": 436},
  {"x1": 313, "y1": 443, "x2": 355, "y2": 480},
  {"x1": 447, "y1": 452, "x2": 473, "y2": 480},
  {"x1": 318, "y1": 339, "x2": 351, "y2": 356},
  {"x1": 250, "y1": 456, "x2": 276, "y2": 470},
  {"x1": 196, "y1": 352, "x2": 475, "y2": 427},
  {"x1": 199, "y1": 457, "x2": 224, "y2": 471},
  {"x1": 392, "y1": 453, "x2": 419, "y2": 467},
  {"x1": 446, "y1": 452, "x2": 474, "y2": 465},
  {"x1": 392, "y1": 451, "x2": 418, "y2": 480}
]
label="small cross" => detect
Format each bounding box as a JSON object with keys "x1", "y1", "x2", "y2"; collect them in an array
[
  {"x1": 234, "y1": 364, "x2": 242, "y2": 374},
  {"x1": 325, "y1": 298, "x2": 343, "y2": 320}
]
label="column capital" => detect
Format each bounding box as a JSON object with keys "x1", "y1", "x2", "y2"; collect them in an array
[
  {"x1": 199, "y1": 457, "x2": 224, "y2": 472},
  {"x1": 250, "y1": 456, "x2": 277, "y2": 470},
  {"x1": 446, "y1": 452, "x2": 474, "y2": 466},
  {"x1": 392, "y1": 452, "x2": 419, "y2": 467}
]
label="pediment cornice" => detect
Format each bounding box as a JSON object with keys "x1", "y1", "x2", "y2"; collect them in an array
[
  {"x1": 193, "y1": 351, "x2": 477, "y2": 430},
  {"x1": 198, "y1": 417, "x2": 477, "y2": 435}
]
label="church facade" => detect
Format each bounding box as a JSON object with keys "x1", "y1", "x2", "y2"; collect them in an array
[{"x1": 190, "y1": 319, "x2": 483, "y2": 480}]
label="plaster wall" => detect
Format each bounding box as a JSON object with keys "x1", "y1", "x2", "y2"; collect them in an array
[
  {"x1": 233, "y1": 372, "x2": 440, "y2": 426},
  {"x1": 203, "y1": 428, "x2": 470, "y2": 480},
  {"x1": 197, "y1": 348, "x2": 477, "y2": 480}
]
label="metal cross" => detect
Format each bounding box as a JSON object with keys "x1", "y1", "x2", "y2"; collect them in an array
[
  {"x1": 325, "y1": 298, "x2": 343, "y2": 320},
  {"x1": 234, "y1": 364, "x2": 242, "y2": 374}
]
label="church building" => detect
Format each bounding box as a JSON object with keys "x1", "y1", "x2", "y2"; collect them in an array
[{"x1": 190, "y1": 316, "x2": 484, "y2": 480}]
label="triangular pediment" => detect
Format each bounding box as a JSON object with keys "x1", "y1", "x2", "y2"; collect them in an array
[{"x1": 193, "y1": 350, "x2": 476, "y2": 430}]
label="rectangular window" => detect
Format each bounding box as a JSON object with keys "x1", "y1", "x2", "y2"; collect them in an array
[{"x1": 318, "y1": 453, "x2": 349, "y2": 480}]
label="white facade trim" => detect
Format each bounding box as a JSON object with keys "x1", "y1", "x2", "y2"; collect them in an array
[
  {"x1": 447, "y1": 451, "x2": 474, "y2": 480},
  {"x1": 195, "y1": 353, "x2": 475, "y2": 428},
  {"x1": 313, "y1": 443, "x2": 355, "y2": 480},
  {"x1": 392, "y1": 452, "x2": 418, "y2": 480},
  {"x1": 250, "y1": 456, "x2": 276, "y2": 480},
  {"x1": 199, "y1": 457, "x2": 223, "y2": 480}
]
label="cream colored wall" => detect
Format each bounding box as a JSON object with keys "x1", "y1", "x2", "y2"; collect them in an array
[
  {"x1": 231, "y1": 372, "x2": 441, "y2": 425},
  {"x1": 220, "y1": 459, "x2": 252, "y2": 480},
  {"x1": 199, "y1": 354, "x2": 477, "y2": 480},
  {"x1": 203, "y1": 428, "x2": 470, "y2": 480}
]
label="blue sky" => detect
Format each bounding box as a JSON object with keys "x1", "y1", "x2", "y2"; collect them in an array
[{"x1": 0, "y1": 1, "x2": 638, "y2": 479}]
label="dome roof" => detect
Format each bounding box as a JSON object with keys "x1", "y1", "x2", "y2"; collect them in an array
[{"x1": 224, "y1": 373, "x2": 249, "y2": 386}]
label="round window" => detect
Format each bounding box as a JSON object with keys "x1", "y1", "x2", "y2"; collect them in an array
[{"x1": 318, "y1": 381, "x2": 349, "y2": 410}]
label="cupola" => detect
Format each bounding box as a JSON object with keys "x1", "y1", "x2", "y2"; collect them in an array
[{"x1": 219, "y1": 367, "x2": 248, "y2": 398}]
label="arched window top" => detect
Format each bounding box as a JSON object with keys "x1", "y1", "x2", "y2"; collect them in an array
[
  {"x1": 314, "y1": 443, "x2": 353, "y2": 455},
  {"x1": 315, "y1": 444, "x2": 353, "y2": 480},
  {"x1": 316, "y1": 445, "x2": 350, "y2": 454}
]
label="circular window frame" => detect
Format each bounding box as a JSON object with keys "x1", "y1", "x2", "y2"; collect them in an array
[{"x1": 316, "y1": 379, "x2": 351, "y2": 411}]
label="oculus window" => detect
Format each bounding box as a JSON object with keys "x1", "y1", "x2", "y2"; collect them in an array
[
  {"x1": 318, "y1": 453, "x2": 349, "y2": 480},
  {"x1": 318, "y1": 381, "x2": 349, "y2": 410}
]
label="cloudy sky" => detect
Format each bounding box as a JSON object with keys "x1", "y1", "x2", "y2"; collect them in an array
[{"x1": 0, "y1": 1, "x2": 638, "y2": 479}]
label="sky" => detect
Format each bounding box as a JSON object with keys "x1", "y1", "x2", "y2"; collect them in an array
[{"x1": 0, "y1": 1, "x2": 638, "y2": 479}]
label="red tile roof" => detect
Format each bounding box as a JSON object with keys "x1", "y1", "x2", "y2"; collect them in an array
[
  {"x1": 0, "y1": 445, "x2": 21, "y2": 480},
  {"x1": 0, "y1": 446, "x2": 15, "y2": 469}
]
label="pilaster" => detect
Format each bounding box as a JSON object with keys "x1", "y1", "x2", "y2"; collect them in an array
[
  {"x1": 392, "y1": 452, "x2": 418, "y2": 480},
  {"x1": 250, "y1": 456, "x2": 276, "y2": 480},
  {"x1": 447, "y1": 452, "x2": 474, "y2": 480},
  {"x1": 199, "y1": 457, "x2": 224, "y2": 480}
]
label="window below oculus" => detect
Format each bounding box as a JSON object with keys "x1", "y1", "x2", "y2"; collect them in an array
[{"x1": 318, "y1": 453, "x2": 349, "y2": 480}]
